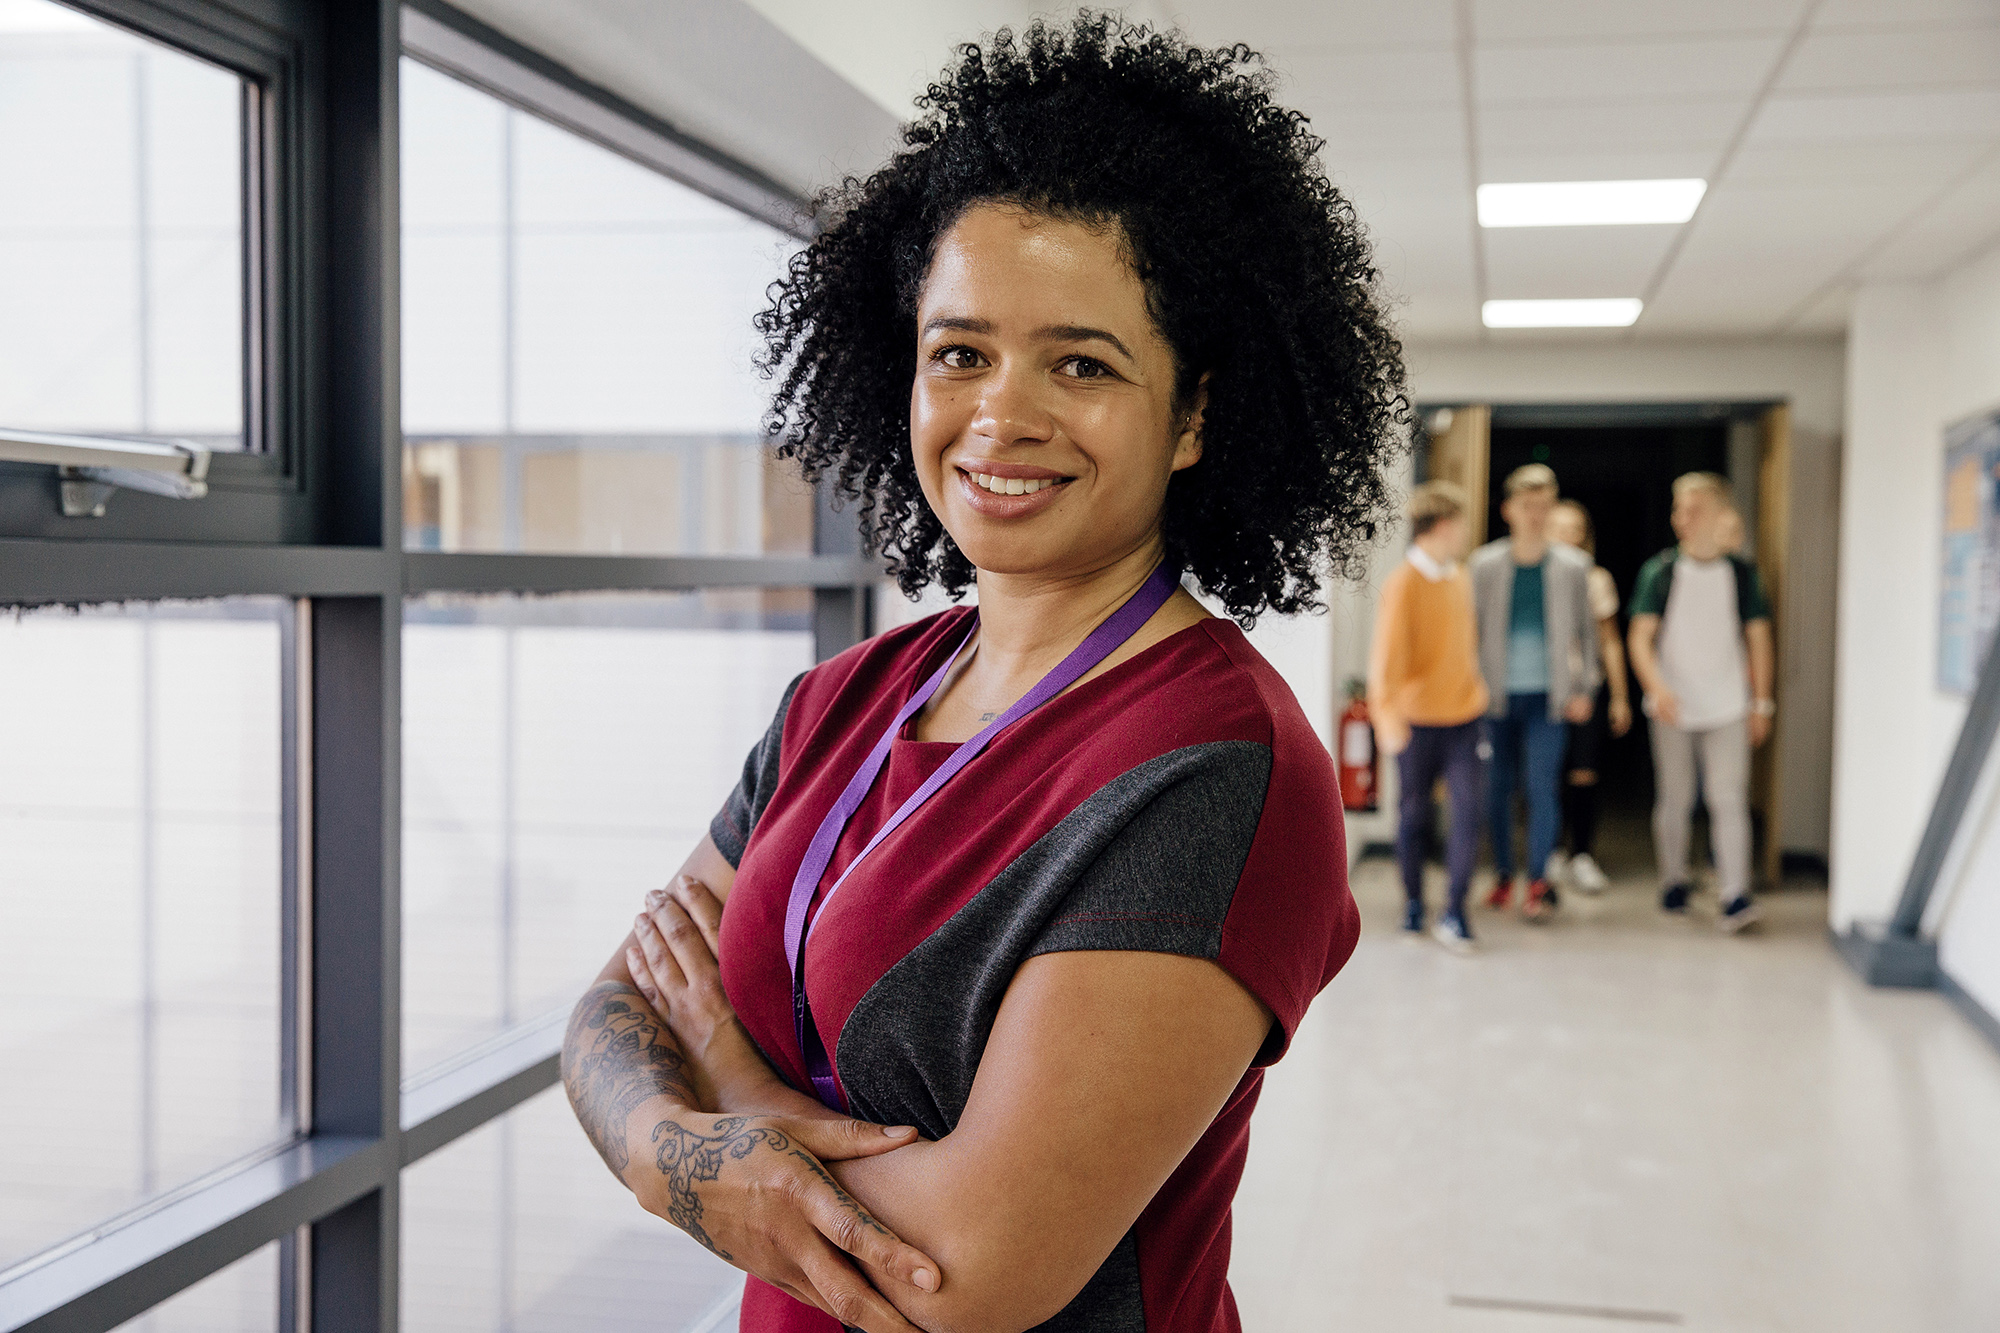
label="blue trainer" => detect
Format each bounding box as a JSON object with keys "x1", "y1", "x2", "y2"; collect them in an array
[{"x1": 1402, "y1": 900, "x2": 1425, "y2": 934}]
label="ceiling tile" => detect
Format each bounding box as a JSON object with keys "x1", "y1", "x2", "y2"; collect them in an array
[
  {"x1": 1780, "y1": 23, "x2": 2000, "y2": 93},
  {"x1": 1476, "y1": 36, "x2": 1785, "y2": 104},
  {"x1": 1167, "y1": 0, "x2": 1458, "y2": 51},
  {"x1": 1480, "y1": 148, "x2": 1717, "y2": 182},
  {"x1": 1390, "y1": 289, "x2": 1484, "y2": 341},
  {"x1": 1300, "y1": 102, "x2": 1468, "y2": 158},
  {"x1": 1274, "y1": 46, "x2": 1461, "y2": 106},
  {"x1": 1813, "y1": 0, "x2": 2000, "y2": 29},
  {"x1": 1480, "y1": 99, "x2": 1745, "y2": 152},
  {"x1": 1728, "y1": 139, "x2": 1989, "y2": 184},
  {"x1": 1750, "y1": 88, "x2": 2000, "y2": 143},
  {"x1": 1482, "y1": 224, "x2": 1681, "y2": 299},
  {"x1": 1856, "y1": 151, "x2": 2000, "y2": 280},
  {"x1": 1472, "y1": 0, "x2": 1808, "y2": 41}
]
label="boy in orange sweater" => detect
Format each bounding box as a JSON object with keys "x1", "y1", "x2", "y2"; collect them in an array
[{"x1": 1369, "y1": 482, "x2": 1490, "y2": 953}]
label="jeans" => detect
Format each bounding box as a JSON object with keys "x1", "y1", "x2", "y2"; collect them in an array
[
  {"x1": 1486, "y1": 692, "x2": 1567, "y2": 881},
  {"x1": 1396, "y1": 720, "x2": 1483, "y2": 918},
  {"x1": 1651, "y1": 717, "x2": 1752, "y2": 902}
]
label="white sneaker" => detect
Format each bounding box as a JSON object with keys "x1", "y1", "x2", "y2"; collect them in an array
[
  {"x1": 1544, "y1": 851, "x2": 1569, "y2": 885},
  {"x1": 1570, "y1": 853, "x2": 1609, "y2": 894}
]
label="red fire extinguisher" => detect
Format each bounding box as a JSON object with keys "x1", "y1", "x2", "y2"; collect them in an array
[{"x1": 1338, "y1": 679, "x2": 1377, "y2": 812}]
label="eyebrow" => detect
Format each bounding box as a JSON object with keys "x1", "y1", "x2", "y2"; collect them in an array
[{"x1": 921, "y1": 316, "x2": 1135, "y2": 362}]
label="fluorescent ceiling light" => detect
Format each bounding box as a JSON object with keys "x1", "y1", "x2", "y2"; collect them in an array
[
  {"x1": 1482, "y1": 299, "x2": 1643, "y2": 329},
  {"x1": 1477, "y1": 179, "x2": 1707, "y2": 228}
]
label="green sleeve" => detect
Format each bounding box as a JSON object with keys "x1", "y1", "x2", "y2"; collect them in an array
[
  {"x1": 1628, "y1": 554, "x2": 1673, "y2": 619},
  {"x1": 1738, "y1": 558, "x2": 1772, "y2": 622}
]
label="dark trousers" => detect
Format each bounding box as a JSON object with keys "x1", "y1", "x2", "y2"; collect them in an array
[
  {"x1": 1486, "y1": 692, "x2": 1567, "y2": 880},
  {"x1": 1397, "y1": 719, "x2": 1483, "y2": 917}
]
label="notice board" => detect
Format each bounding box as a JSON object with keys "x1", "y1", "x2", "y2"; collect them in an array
[{"x1": 1941, "y1": 405, "x2": 2000, "y2": 695}]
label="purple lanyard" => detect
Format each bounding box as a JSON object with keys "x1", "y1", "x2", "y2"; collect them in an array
[{"x1": 782, "y1": 562, "x2": 1180, "y2": 1108}]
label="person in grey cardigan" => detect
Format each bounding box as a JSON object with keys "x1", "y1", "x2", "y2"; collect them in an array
[{"x1": 1469, "y1": 464, "x2": 1601, "y2": 918}]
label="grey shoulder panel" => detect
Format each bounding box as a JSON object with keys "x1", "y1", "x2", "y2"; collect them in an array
[
  {"x1": 834, "y1": 741, "x2": 1269, "y2": 1331},
  {"x1": 708, "y1": 672, "x2": 803, "y2": 869}
]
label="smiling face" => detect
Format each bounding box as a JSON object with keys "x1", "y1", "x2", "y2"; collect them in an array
[{"x1": 910, "y1": 202, "x2": 1203, "y2": 583}]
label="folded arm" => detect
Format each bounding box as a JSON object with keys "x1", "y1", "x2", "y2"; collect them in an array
[
  {"x1": 628, "y1": 879, "x2": 1271, "y2": 1333},
  {"x1": 561, "y1": 837, "x2": 941, "y2": 1333}
]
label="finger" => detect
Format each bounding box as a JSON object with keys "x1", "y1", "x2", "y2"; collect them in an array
[
  {"x1": 780, "y1": 1139, "x2": 940, "y2": 1295},
  {"x1": 668, "y1": 874, "x2": 725, "y2": 956},
  {"x1": 632, "y1": 911, "x2": 689, "y2": 994},
  {"x1": 785, "y1": 1114, "x2": 923, "y2": 1162},
  {"x1": 649, "y1": 897, "x2": 721, "y2": 989},
  {"x1": 795, "y1": 1238, "x2": 926, "y2": 1333},
  {"x1": 624, "y1": 946, "x2": 662, "y2": 1007}
]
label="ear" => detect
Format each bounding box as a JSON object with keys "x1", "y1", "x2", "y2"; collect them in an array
[{"x1": 1171, "y1": 374, "x2": 1210, "y2": 472}]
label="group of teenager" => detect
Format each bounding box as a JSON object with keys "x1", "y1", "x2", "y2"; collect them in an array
[{"x1": 1367, "y1": 464, "x2": 1776, "y2": 954}]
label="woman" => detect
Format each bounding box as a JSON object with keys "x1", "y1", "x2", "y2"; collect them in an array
[
  {"x1": 1549, "y1": 499, "x2": 1632, "y2": 892},
  {"x1": 560, "y1": 18, "x2": 1407, "y2": 1331}
]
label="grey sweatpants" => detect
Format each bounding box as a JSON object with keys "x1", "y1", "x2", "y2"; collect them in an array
[{"x1": 1650, "y1": 718, "x2": 1752, "y2": 903}]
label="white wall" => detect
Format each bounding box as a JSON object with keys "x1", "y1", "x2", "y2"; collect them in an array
[
  {"x1": 1406, "y1": 338, "x2": 1846, "y2": 437},
  {"x1": 1835, "y1": 242, "x2": 2000, "y2": 1032}
]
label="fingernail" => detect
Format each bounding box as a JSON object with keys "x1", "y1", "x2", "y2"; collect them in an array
[
  {"x1": 646, "y1": 889, "x2": 665, "y2": 905},
  {"x1": 884, "y1": 1125, "x2": 916, "y2": 1137},
  {"x1": 912, "y1": 1267, "x2": 937, "y2": 1293}
]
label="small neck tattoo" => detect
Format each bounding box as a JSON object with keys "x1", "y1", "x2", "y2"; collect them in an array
[{"x1": 978, "y1": 711, "x2": 998, "y2": 723}]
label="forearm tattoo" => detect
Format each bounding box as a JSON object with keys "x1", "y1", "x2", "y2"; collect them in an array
[
  {"x1": 650, "y1": 1115, "x2": 893, "y2": 1262},
  {"x1": 562, "y1": 981, "x2": 699, "y2": 1175}
]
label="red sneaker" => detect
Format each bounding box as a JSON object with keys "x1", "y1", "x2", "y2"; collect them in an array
[
  {"x1": 1484, "y1": 876, "x2": 1516, "y2": 909},
  {"x1": 1522, "y1": 878, "x2": 1559, "y2": 920}
]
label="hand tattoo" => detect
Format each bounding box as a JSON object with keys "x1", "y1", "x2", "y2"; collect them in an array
[
  {"x1": 650, "y1": 1116, "x2": 893, "y2": 1263},
  {"x1": 562, "y1": 981, "x2": 698, "y2": 1175}
]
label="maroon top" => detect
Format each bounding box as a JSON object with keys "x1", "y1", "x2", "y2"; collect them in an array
[{"x1": 711, "y1": 608, "x2": 1358, "y2": 1331}]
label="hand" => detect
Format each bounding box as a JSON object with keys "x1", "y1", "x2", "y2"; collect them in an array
[
  {"x1": 1609, "y1": 696, "x2": 1633, "y2": 737},
  {"x1": 1648, "y1": 690, "x2": 1682, "y2": 728},
  {"x1": 626, "y1": 1104, "x2": 942, "y2": 1331},
  {"x1": 1563, "y1": 693, "x2": 1594, "y2": 724},
  {"x1": 1749, "y1": 712, "x2": 1771, "y2": 748},
  {"x1": 1373, "y1": 719, "x2": 1411, "y2": 757},
  {"x1": 628, "y1": 877, "x2": 748, "y2": 1080}
]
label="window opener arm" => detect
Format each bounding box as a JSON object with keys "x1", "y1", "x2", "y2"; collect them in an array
[{"x1": 0, "y1": 428, "x2": 213, "y2": 517}]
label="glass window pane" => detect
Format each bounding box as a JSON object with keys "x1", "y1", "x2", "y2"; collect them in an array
[
  {"x1": 0, "y1": 0, "x2": 246, "y2": 449},
  {"x1": 0, "y1": 600, "x2": 288, "y2": 1272},
  {"x1": 398, "y1": 58, "x2": 810, "y2": 556},
  {"x1": 109, "y1": 1239, "x2": 278, "y2": 1332},
  {"x1": 401, "y1": 590, "x2": 812, "y2": 1076},
  {"x1": 403, "y1": 1085, "x2": 739, "y2": 1332}
]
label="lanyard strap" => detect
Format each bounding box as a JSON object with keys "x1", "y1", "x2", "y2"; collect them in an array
[{"x1": 782, "y1": 562, "x2": 1179, "y2": 1108}]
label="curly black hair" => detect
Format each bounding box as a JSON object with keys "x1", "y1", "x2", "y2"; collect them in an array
[{"x1": 756, "y1": 12, "x2": 1409, "y2": 622}]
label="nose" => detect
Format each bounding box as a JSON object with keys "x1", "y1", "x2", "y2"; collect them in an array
[{"x1": 968, "y1": 359, "x2": 1055, "y2": 448}]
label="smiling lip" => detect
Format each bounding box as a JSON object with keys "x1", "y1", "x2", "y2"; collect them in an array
[{"x1": 953, "y1": 462, "x2": 1072, "y2": 516}]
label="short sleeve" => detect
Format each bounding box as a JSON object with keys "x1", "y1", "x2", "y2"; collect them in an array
[
  {"x1": 1738, "y1": 559, "x2": 1773, "y2": 621},
  {"x1": 1588, "y1": 566, "x2": 1620, "y2": 622},
  {"x1": 1024, "y1": 735, "x2": 1352, "y2": 1067},
  {"x1": 708, "y1": 674, "x2": 803, "y2": 868},
  {"x1": 1026, "y1": 741, "x2": 1271, "y2": 965},
  {"x1": 1629, "y1": 554, "x2": 1671, "y2": 618}
]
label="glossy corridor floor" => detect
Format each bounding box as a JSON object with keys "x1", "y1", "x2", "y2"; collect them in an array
[{"x1": 1229, "y1": 835, "x2": 2000, "y2": 1333}]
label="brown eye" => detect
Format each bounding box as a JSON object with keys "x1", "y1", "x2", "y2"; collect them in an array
[
  {"x1": 936, "y1": 345, "x2": 983, "y2": 370},
  {"x1": 1060, "y1": 356, "x2": 1109, "y2": 380}
]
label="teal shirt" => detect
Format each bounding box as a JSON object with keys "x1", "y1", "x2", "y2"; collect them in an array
[{"x1": 1505, "y1": 561, "x2": 1550, "y2": 693}]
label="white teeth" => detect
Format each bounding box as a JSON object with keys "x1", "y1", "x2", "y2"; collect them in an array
[{"x1": 969, "y1": 472, "x2": 1057, "y2": 496}]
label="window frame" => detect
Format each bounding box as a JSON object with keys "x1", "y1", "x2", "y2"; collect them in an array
[{"x1": 0, "y1": 2, "x2": 877, "y2": 1329}]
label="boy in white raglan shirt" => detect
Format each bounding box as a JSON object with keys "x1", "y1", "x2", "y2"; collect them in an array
[{"x1": 1627, "y1": 473, "x2": 1776, "y2": 932}]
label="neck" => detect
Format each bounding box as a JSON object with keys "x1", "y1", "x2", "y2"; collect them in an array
[
  {"x1": 1681, "y1": 539, "x2": 1723, "y2": 561},
  {"x1": 1510, "y1": 532, "x2": 1547, "y2": 564},
  {"x1": 970, "y1": 540, "x2": 1167, "y2": 679},
  {"x1": 1413, "y1": 534, "x2": 1456, "y2": 566}
]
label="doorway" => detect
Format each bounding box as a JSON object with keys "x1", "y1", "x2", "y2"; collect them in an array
[{"x1": 1484, "y1": 409, "x2": 1731, "y2": 814}]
